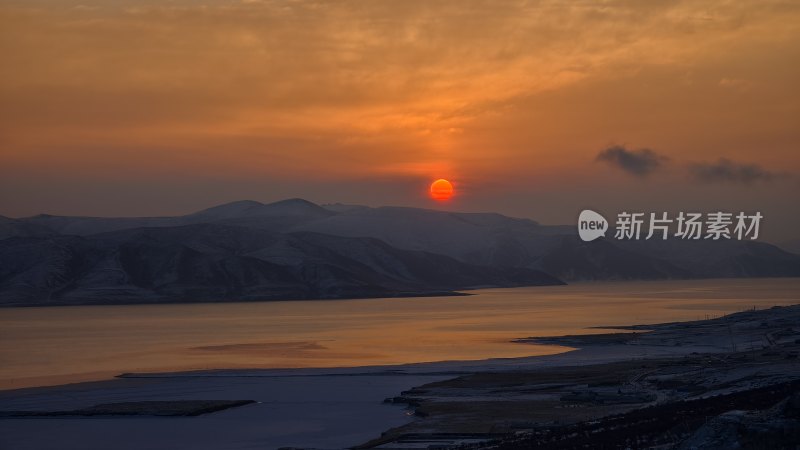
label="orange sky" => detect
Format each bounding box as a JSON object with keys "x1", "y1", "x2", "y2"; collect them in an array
[{"x1": 1, "y1": 1, "x2": 798, "y2": 241}]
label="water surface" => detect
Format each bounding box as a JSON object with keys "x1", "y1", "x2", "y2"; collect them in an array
[{"x1": 1, "y1": 278, "x2": 798, "y2": 389}]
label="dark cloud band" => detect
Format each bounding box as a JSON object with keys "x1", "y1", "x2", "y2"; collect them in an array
[
  {"x1": 689, "y1": 158, "x2": 777, "y2": 184},
  {"x1": 595, "y1": 145, "x2": 667, "y2": 177}
]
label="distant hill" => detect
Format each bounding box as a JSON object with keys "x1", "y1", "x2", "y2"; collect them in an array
[
  {"x1": 2, "y1": 199, "x2": 799, "y2": 306},
  {"x1": 0, "y1": 222, "x2": 561, "y2": 306},
  {"x1": 779, "y1": 239, "x2": 800, "y2": 255}
]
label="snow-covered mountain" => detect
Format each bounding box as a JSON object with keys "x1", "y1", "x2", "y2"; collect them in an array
[{"x1": 2, "y1": 199, "x2": 798, "y2": 306}]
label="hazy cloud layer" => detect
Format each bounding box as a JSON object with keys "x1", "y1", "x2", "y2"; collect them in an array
[
  {"x1": 2, "y1": 0, "x2": 798, "y2": 182},
  {"x1": 689, "y1": 158, "x2": 778, "y2": 184},
  {"x1": 595, "y1": 146, "x2": 668, "y2": 177},
  {"x1": 0, "y1": 0, "x2": 798, "y2": 240}
]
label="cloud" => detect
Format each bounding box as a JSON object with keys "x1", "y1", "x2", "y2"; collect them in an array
[
  {"x1": 688, "y1": 158, "x2": 778, "y2": 184},
  {"x1": 0, "y1": 0, "x2": 799, "y2": 223},
  {"x1": 595, "y1": 145, "x2": 668, "y2": 177}
]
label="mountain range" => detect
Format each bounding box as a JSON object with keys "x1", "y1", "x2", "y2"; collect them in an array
[{"x1": 1, "y1": 199, "x2": 799, "y2": 306}]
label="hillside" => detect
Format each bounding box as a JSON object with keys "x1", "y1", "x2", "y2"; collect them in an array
[{"x1": 2, "y1": 199, "x2": 799, "y2": 305}]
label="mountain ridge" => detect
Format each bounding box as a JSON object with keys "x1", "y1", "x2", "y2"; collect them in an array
[
  {"x1": 0, "y1": 222, "x2": 562, "y2": 306},
  {"x1": 2, "y1": 199, "x2": 798, "y2": 306}
]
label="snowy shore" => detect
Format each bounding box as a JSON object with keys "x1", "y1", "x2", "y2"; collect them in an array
[{"x1": 1, "y1": 304, "x2": 798, "y2": 449}]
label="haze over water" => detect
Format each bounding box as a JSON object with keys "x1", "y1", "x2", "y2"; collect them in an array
[{"x1": 1, "y1": 278, "x2": 798, "y2": 390}]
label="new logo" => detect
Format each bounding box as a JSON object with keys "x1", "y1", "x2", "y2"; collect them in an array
[{"x1": 578, "y1": 209, "x2": 608, "y2": 242}]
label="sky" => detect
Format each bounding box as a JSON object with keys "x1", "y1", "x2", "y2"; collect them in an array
[{"x1": 1, "y1": 0, "x2": 798, "y2": 242}]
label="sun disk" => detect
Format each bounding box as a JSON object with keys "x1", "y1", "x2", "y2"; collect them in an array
[{"x1": 430, "y1": 179, "x2": 454, "y2": 201}]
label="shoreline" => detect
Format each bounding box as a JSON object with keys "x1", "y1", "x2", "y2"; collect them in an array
[
  {"x1": 5, "y1": 275, "x2": 799, "y2": 309},
  {"x1": 0, "y1": 289, "x2": 477, "y2": 309},
  {"x1": 360, "y1": 303, "x2": 800, "y2": 448},
  {"x1": 3, "y1": 304, "x2": 798, "y2": 449},
  {"x1": 21, "y1": 273, "x2": 796, "y2": 310}
]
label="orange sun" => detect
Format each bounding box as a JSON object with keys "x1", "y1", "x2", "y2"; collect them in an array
[{"x1": 430, "y1": 178, "x2": 454, "y2": 201}]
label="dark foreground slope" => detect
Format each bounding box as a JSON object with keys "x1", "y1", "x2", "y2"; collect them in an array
[{"x1": 364, "y1": 305, "x2": 800, "y2": 449}]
